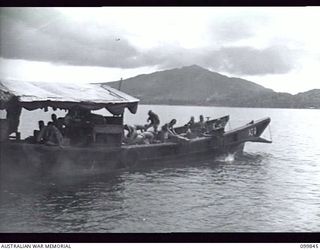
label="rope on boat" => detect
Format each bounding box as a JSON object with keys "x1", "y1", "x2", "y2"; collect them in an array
[{"x1": 228, "y1": 120, "x2": 232, "y2": 130}]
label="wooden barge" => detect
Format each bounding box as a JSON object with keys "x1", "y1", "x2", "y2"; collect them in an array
[{"x1": 0, "y1": 80, "x2": 271, "y2": 176}]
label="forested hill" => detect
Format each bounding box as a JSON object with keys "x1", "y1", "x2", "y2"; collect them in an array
[{"x1": 101, "y1": 65, "x2": 320, "y2": 109}]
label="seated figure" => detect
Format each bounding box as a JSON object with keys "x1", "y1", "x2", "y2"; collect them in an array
[
  {"x1": 37, "y1": 121, "x2": 63, "y2": 146},
  {"x1": 123, "y1": 124, "x2": 138, "y2": 144},
  {"x1": 185, "y1": 116, "x2": 195, "y2": 127},
  {"x1": 124, "y1": 124, "x2": 155, "y2": 145}
]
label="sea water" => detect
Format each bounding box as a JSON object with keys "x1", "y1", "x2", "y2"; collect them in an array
[{"x1": 0, "y1": 105, "x2": 319, "y2": 232}]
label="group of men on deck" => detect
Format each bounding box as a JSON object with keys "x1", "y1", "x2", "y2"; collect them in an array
[
  {"x1": 123, "y1": 110, "x2": 209, "y2": 145},
  {"x1": 31, "y1": 114, "x2": 64, "y2": 147},
  {"x1": 7, "y1": 107, "x2": 214, "y2": 147},
  {"x1": 30, "y1": 108, "x2": 106, "y2": 147}
]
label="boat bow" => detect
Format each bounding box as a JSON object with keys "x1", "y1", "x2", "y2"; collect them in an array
[{"x1": 223, "y1": 117, "x2": 272, "y2": 146}]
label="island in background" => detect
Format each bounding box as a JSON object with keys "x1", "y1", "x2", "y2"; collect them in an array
[{"x1": 100, "y1": 65, "x2": 320, "y2": 109}]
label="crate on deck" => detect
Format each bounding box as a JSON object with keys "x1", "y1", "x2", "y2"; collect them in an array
[{"x1": 93, "y1": 124, "x2": 123, "y2": 146}]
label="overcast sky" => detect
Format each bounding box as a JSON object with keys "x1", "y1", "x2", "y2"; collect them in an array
[{"x1": 1, "y1": 7, "x2": 320, "y2": 94}]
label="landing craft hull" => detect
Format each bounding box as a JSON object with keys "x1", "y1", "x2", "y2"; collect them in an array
[
  {"x1": 174, "y1": 115, "x2": 230, "y2": 134},
  {"x1": 0, "y1": 118, "x2": 271, "y2": 177}
]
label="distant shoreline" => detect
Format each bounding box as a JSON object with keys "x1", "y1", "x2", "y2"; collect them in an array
[
  {"x1": 103, "y1": 65, "x2": 320, "y2": 111},
  {"x1": 138, "y1": 101, "x2": 320, "y2": 110}
]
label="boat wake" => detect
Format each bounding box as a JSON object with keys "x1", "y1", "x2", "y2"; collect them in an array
[
  {"x1": 216, "y1": 153, "x2": 236, "y2": 163},
  {"x1": 213, "y1": 151, "x2": 272, "y2": 167},
  {"x1": 233, "y1": 152, "x2": 273, "y2": 167}
]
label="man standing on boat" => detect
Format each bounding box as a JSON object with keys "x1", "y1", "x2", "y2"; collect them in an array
[
  {"x1": 5, "y1": 97, "x2": 22, "y2": 139},
  {"x1": 145, "y1": 110, "x2": 160, "y2": 132}
]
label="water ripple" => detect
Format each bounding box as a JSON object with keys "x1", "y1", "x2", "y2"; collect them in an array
[{"x1": 1, "y1": 106, "x2": 320, "y2": 232}]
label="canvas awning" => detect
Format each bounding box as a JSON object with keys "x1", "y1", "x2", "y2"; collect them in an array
[{"x1": 0, "y1": 79, "x2": 139, "y2": 115}]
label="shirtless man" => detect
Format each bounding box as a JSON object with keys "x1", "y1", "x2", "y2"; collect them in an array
[{"x1": 145, "y1": 110, "x2": 160, "y2": 132}]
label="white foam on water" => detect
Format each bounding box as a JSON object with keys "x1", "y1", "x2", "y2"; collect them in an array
[{"x1": 216, "y1": 153, "x2": 235, "y2": 163}]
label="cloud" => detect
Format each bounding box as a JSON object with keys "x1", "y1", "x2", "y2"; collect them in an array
[
  {"x1": 207, "y1": 46, "x2": 299, "y2": 75},
  {"x1": 0, "y1": 8, "x2": 140, "y2": 68},
  {"x1": 0, "y1": 8, "x2": 301, "y2": 75},
  {"x1": 209, "y1": 13, "x2": 269, "y2": 43},
  {"x1": 133, "y1": 45, "x2": 299, "y2": 75}
]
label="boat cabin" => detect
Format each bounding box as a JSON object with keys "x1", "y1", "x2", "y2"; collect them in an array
[{"x1": 0, "y1": 80, "x2": 139, "y2": 147}]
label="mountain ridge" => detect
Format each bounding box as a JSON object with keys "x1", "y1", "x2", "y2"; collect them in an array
[{"x1": 101, "y1": 65, "x2": 320, "y2": 109}]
